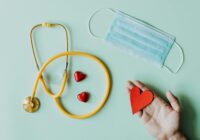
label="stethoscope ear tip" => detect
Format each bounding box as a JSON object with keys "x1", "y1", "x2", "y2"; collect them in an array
[{"x1": 23, "y1": 96, "x2": 40, "y2": 113}]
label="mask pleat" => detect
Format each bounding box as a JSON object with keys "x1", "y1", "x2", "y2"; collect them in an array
[{"x1": 105, "y1": 11, "x2": 176, "y2": 66}]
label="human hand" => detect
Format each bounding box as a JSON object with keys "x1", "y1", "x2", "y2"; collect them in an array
[{"x1": 127, "y1": 80, "x2": 187, "y2": 140}]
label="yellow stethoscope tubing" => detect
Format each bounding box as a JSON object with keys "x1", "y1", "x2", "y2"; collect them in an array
[
  {"x1": 31, "y1": 51, "x2": 111, "y2": 119},
  {"x1": 30, "y1": 23, "x2": 69, "y2": 98},
  {"x1": 30, "y1": 23, "x2": 69, "y2": 70},
  {"x1": 39, "y1": 73, "x2": 68, "y2": 98}
]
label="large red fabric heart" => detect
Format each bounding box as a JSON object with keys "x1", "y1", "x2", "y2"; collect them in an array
[
  {"x1": 130, "y1": 86, "x2": 154, "y2": 114},
  {"x1": 77, "y1": 92, "x2": 89, "y2": 103},
  {"x1": 74, "y1": 71, "x2": 86, "y2": 82}
]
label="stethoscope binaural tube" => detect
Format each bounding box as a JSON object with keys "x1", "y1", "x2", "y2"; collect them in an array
[
  {"x1": 30, "y1": 22, "x2": 69, "y2": 92},
  {"x1": 23, "y1": 22, "x2": 70, "y2": 113},
  {"x1": 30, "y1": 22, "x2": 69, "y2": 71}
]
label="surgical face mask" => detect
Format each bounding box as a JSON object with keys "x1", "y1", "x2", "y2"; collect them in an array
[{"x1": 89, "y1": 9, "x2": 184, "y2": 73}]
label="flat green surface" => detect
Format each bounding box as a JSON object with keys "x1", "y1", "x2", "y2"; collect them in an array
[{"x1": 0, "y1": 0, "x2": 200, "y2": 139}]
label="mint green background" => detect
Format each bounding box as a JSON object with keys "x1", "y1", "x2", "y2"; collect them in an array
[{"x1": 0, "y1": 0, "x2": 200, "y2": 140}]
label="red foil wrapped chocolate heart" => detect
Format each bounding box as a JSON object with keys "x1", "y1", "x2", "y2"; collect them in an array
[
  {"x1": 77, "y1": 92, "x2": 89, "y2": 103},
  {"x1": 74, "y1": 71, "x2": 86, "y2": 82}
]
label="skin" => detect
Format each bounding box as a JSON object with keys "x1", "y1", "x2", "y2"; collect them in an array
[{"x1": 127, "y1": 80, "x2": 187, "y2": 140}]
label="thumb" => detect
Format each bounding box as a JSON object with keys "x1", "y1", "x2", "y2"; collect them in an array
[{"x1": 166, "y1": 91, "x2": 180, "y2": 112}]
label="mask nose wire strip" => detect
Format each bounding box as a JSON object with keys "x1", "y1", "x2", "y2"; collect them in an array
[
  {"x1": 31, "y1": 51, "x2": 111, "y2": 119},
  {"x1": 163, "y1": 42, "x2": 184, "y2": 73},
  {"x1": 88, "y1": 8, "x2": 115, "y2": 39},
  {"x1": 29, "y1": 23, "x2": 69, "y2": 98},
  {"x1": 29, "y1": 23, "x2": 69, "y2": 71}
]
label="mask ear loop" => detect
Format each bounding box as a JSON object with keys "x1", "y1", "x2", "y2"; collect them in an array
[
  {"x1": 163, "y1": 42, "x2": 184, "y2": 73},
  {"x1": 88, "y1": 8, "x2": 116, "y2": 39}
]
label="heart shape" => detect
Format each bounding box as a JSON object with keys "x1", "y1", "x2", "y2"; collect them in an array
[
  {"x1": 77, "y1": 92, "x2": 89, "y2": 103},
  {"x1": 130, "y1": 86, "x2": 154, "y2": 114},
  {"x1": 74, "y1": 71, "x2": 86, "y2": 82}
]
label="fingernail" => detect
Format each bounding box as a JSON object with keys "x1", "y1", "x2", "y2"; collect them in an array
[{"x1": 168, "y1": 90, "x2": 173, "y2": 94}]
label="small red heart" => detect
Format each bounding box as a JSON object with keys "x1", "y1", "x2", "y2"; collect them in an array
[
  {"x1": 74, "y1": 71, "x2": 86, "y2": 82},
  {"x1": 77, "y1": 92, "x2": 89, "y2": 103},
  {"x1": 130, "y1": 86, "x2": 154, "y2": 114}
]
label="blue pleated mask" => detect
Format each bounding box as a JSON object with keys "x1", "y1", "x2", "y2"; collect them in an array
[{"x1": 89, "y1": 9, "x2": 184, "y2": 73}]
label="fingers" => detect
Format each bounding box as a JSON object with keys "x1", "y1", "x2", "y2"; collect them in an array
[
  {"x1": 135, "y1": 110, "x2": 142, "y2": 118},
  {"x1": 126, "y1": 80, "x2": 134, "y2": 89},
  {"x1": 126, "y1": 81, "x2": 143, "y2": 117},
  {"x1": 166, "y1": 91, "x2": 180, "y2": 112},
  {"x1": 126, "y1": 80, "x2": 149, "y2": 91},
  {"x1": 126, "y1": 80, "x2": 149, "y2": 118},
  {"x1": 132, "y1": 80, "x2": 149, "y2": 91},
  {"x1": 126, "y1": 80, "x2": 134, "y2": 93}
]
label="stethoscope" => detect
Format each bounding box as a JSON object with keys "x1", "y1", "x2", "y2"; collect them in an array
[{"x1": 23, "y1": 23, "x2": 111, "y2": 119}]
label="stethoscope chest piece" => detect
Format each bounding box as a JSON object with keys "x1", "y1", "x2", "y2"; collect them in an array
[{"x1": 23, "y1": 96, "x2": 40, "y2": 113}]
